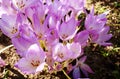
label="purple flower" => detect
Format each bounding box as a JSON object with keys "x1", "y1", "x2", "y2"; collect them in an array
[
  {"x1": 58, "y1": 17, "x2": 78, "y2": 41},
  {"x1": 85, "y1": 6, "x2": 112, "y2": 46},
  {"x1": 12, "y1": 24, "x2": 38, "y2": 56},
  {"x1": 52, "y1": 43, "x2": 71, "y2": 62},
  {"x1": 0, "y1": 0, "x2": 113, "y2": 76},
  {"x1": 73, "y1": 56, "x2": 93, "y2": 78},
  {"x1": 15, "y1": 44, "x2": 46, "y2": 74},
  {"x1": 0, "y1": 14, "x2": 19, "y2": 38},
  {"x1": 85, "y1": 6, "x2": 108, "y2": 32},
  {"x1": 77, "y1": 56, "x2": 94, "y2": 75}
]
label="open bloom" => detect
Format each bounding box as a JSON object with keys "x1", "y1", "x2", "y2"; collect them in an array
[
  {"x1": 85, "y1": 6, "x2": 112, "y2": 46},
  {"x1": 15, "y1": 44, "x2": 46, "y2": 74},
  {"x1": 0, "y1": 0, "x2": 112, "y2": 77},
  {"x1": 73, "y1": 56, "x2": 93, "y2": 78},
  {"x1": 52, "y1": 43, "x2": 71, "y2": 62},
  {"x1": 58, "y1": 17, "x2": 78, "y2": 41},
  {"x1": 11, "y1": 23, "x2": 38, "y2": 56},
  {"x1": 85, "y1": 6, "x2": 107, "y2": 32}
]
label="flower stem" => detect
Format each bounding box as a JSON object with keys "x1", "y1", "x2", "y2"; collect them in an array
[
  {"x1": 0, "y1": 44, "x2": 13, "y2": 54},
  {"x1": 62, "y1": 70, "x2": 71, "y2": 79}
]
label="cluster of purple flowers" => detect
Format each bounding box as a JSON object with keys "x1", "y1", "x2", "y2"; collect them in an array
[{"x1": 0, "y1": 0, "x2": 112, "y2": 78}]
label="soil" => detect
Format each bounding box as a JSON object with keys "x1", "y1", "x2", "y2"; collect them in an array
[{"x1": 0, "y1": 0, "x2": 120, "y2": 79}]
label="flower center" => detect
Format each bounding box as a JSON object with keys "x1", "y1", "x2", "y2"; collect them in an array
[
  {"x1": 58, "y1": 53, "x2": 64, "y2": 59},
  {"x1": 11, "y1": 27, "x2": 18, "y2": 34},
  {"x1": 31, "y1": 60, "x2": 40, "y2": 67},
  {"x1": 16, "y1": 0, "x2": 26, "y2": 9},
  {"x1": 62, "y1": 34, "x2": 68, "y2": 39}
]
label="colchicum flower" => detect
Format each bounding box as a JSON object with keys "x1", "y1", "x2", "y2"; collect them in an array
[
  {"x1": 85, "y1": 6, "x2": 112, "y2": 46},
  {"x1": 15, "y1": 44, "x2": 46, "y2": 74},
  {"x1": 0, "y1": 0, "x2": 112, "y2": 78}
]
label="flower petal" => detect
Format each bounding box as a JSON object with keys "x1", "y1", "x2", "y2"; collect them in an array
[
  {"x1": 26, "y1": 44, "x2": 45, "y2": 63},
  {"x1": 81, "y1": 63, "x2": 94, "y2": 74},
  {"x1": 36, "y1": 62, "x2": 46, "y2": 72},
  {"x1": 15, "y1": 58, "x2": 36, "y2": 74},
  {"x1": 73, "y1": 67, "x2": 81, "y2": 79}
]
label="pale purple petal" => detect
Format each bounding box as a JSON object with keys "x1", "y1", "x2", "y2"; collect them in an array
[
  {"x1": 33, "y1": 13, "x2": 48, "y2": 39},
  {"x1": 0, "y1": 14, "x2": 18, "y2": 38},
  {"x1": 85, "y1": 6, "x2": 107, "y2": 32},
  {"x1": 67, "y1": 43, "x2": 81, "y2": 59},
  {"x1": 12, "y1": 24, "x2": 37, "y2": 56},
  {"x1": 52, "y1": 43, "x2": 71, "y2": 62},
  {"x1": 94, "y1": 26, "x2": 112, "y2": 46},
  {"x1": 15, "y1": 44, "x2": 46, "y2": 74},
  {"x1": 26, "y1": 44, "x2": 45, "y2": 63},
  {"x1": 36, "y1": 62, "x2": 46, "y2": 72},
  {"x1": 58, "y1": 17, "x2": 77, "y2": 40},
  {"x1": 15, "y1": 58, "x2": 36, "y2": 74},
  {"x1": 25, "y1": 7, "x2": 35, "y2": 22}
]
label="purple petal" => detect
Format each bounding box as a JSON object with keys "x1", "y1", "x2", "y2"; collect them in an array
[
  {"x1": 74, "y1": 30, "x2": 89, "y2": 46},
  {"x1": 58, "y1": 17, "x2": 77, "y2": 40},
  {"x1": 100, "y1": 42, "x2": 112, "y2": 46},
  {"x1": 0, "y1": 14, "x2": 18, "y2": 37},
  {"x1": 11, "y1": 24, "x2": 37, "y2": 56},
  {"x1": 52, "y1": 43, "x2": 71, "y2": 62},
  {"x1": 36, "y1": 62, "x2": 46, "y2": 72},
  {"x1": 26, "y1": 44, "x2": 45, "y2": 63},
  {"x1": 81, "y1": 68, "x2": 88, "y2": 77},
  {"x1": 15, "y1": 58, "x2": 36, "y2": 74},
  {"x1": 90, "y1": 5, "x2": 94, "y2": 16},
  {"x1": 89, "y1": 30, "x2": 99, "y2": 42},
  {"x1": 79, "y1": 56, "x2": 87, "y2": 63},
  {"x1": 73, "y1": 67, "x2": 81, "y2": 79},
  {"x1": 100, "y1": 26, "x2": 110, "y2": 34},
  {"x1": 67, "y1": 43, "x2": 82, "y2": 59},
  {"x1": 81, "y1": 63, "x2": 94, "y2": 74}
]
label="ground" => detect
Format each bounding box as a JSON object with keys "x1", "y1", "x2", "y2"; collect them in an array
[{"x1": 0, "y1": 0, "x2": 120, "y2": 79}]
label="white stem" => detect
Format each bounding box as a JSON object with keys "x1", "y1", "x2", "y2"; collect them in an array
[{"x1": 0, "y1": 45, "x2": 14, "y2": 54}]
